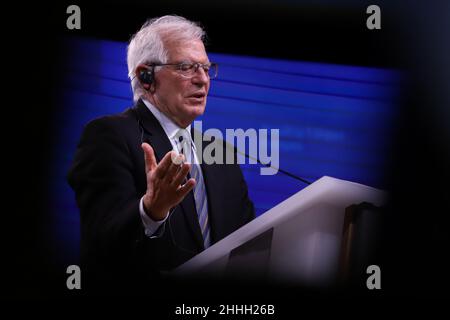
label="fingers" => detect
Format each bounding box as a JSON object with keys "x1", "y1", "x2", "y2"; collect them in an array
[
  {"x1": 141, "y1": 143, "x2": 157, "y2": 173},
  {"x1": 177, "y1": 178, "x2": 196, "y2": 198},
  {"x1": 142, "y1": 146, "x2": 190, "y2": 187},
  {"x1": 154, "y1": 150, "x2": 181, "y2": 180},
  {"x1": 171, "y1": 162, "x2": 191, "y2": 188},
  {"x1": 165, "y1": 154, "x2": 184, "y2": 181}
]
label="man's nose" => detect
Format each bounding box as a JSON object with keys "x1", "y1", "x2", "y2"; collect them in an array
[{"x1": 191, "y1": 67, "x2": 209, "y2": 85}]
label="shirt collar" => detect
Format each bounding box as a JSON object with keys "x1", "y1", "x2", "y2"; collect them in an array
[{"x1": 142, "y1": 99, "x2": 195, "y2": 149}]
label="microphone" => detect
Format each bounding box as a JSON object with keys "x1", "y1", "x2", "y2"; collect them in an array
[{"x1": 235, "y1": 148, "x2": 312, "y2": 185}]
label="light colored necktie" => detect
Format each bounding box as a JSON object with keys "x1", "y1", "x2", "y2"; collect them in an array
[{"x1": 176, "y1": 129, "x2": 211, "y2": 248}]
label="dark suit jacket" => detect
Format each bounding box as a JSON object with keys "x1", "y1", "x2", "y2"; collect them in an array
[{"x1": 67, "y1": 99, "x2": 255, "y2": 293}]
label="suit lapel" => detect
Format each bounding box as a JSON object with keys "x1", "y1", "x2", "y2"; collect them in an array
[
  {"x1": 134, "y1": 100, "x2": 204, "y2": 250},
  {"x1": 134, "y1": 100, "x2": 172, "y2": 161}
]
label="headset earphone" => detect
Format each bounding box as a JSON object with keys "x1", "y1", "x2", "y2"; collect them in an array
[{"x1": 138, "y1": 64, "x2": 155, "y2": 86}]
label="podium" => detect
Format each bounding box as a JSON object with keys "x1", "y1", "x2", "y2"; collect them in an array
[{"x1": 173, "y1": 176, "x2": 387, "y2": 286}]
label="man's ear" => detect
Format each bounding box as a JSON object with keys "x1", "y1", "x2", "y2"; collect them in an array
[{"x1": 135, "y1": 65, "x2": 153, "y2": 91}]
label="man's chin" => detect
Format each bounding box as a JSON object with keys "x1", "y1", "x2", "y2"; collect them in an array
[{"x1": 185, "y1": 104, "x2": 205, "y2": 116}]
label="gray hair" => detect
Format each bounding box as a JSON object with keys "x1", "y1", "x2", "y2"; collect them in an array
[{"x1": 127, "y1": 15, "x2": 206, "y2": 102}]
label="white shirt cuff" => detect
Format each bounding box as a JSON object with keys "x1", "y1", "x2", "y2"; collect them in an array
[{"x1": 139, "y1": 196, "x2": 169, "y2": 238}]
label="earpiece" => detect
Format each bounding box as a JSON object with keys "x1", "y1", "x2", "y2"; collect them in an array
[{"x1": 138, "y1": 66, "x2": 154, "y2": 86}]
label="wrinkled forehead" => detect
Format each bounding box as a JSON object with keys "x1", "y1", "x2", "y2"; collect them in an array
[{"x1": 164, "y1": 38, "x2": 209, "y2": 63}]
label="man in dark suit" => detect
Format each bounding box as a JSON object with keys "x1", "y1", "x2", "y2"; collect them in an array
[{"x1": 67, "y1": 15, "x2": 254, "y2": 293}]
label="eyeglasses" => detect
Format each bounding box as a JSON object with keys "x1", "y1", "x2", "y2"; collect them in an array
[{"x1": 151, "y1": 62, "x2": 218, "y2": 79}]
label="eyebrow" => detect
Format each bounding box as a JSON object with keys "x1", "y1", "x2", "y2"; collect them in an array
[{"x1": 174, "y1": 60, "x2": 211, "y2": 65}]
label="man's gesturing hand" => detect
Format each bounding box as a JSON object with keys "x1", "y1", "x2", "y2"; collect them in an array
[{"x1": 141, "y1": 143, "x2": 196, "y2": 221}]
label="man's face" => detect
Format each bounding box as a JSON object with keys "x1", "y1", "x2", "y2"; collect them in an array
[{"x1": 152, "y1": 39, "x2": 210, "y2": 128}]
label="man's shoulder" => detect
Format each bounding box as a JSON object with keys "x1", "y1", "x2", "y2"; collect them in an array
[
  {"x1": 85, "y1": 107, "x2": 137, "y2": 131},
  {"x1": 85, "y1": 107, "x2": 137, "y2": 133},
  {"x1": 76, "y1": 107, "x2": 141, "y2": 146}
]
